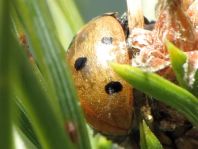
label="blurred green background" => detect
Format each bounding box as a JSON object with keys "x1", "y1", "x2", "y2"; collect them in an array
[{"x1": 75, "y1": 0, "x2": 157, "y2": 22}]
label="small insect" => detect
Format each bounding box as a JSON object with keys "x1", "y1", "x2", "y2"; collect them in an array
[{"x1": 67, "y1": 14, "x2": 133, "y2": 136}]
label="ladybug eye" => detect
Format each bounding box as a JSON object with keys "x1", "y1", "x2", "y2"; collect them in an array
[
  {"x1": 105, "y1": 81, "x2": 123, "y2": 94},
  {"x1": 74, "y1": 57, "x2": 87, "y2": 71},
  {"x1": 101, "y1": 37, "x2": 113, "y2": 44}
]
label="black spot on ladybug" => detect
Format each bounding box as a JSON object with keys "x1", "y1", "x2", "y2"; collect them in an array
[
  {"x1": 101, "y1": 37, "x2": 113, "y2": 44},
  {"x1": 74, "y1": 57, "x2": 87, "y2": 71},
  {"x1": 105, "y1": 81, "x2": 123, "y2": 94}
]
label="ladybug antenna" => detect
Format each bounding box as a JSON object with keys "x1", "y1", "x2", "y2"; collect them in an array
[{"x1": 126, "y1": 0, "x2": 144, "y2": 31}]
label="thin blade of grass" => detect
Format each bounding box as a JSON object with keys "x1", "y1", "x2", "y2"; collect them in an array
[
  {"x1": 47, "y1": 0, "x2": 83, "y2": 49},
  {"x1": 0, "y1": 0, "x2": 13, "y2": 148},
  {"x1": 140, "y1": 120, "x2": 163, "y2": 149},
  {"x1": 192, "y1": 70, "x2": 198, "y2": 96},
  {"x1": 13, "y1": 45, "x2": 73, "y2": 149},
  {"x1": 15, "y1": 99, "x2": 41, "y2": 148},
  {"x1": 110, "y1": 63, "x2": 198, "y2": 126},
  {"x1": 48, "y1": 0, "x2": 84, "y2": 33},
  {"x1": 12, "y1": 0, "x2": 90, "y2": 148},
  {"x1": 12, "y1": 15, "x2": 67, "y2": 147},
  {"x1": 165, "y1": 40, "x2": 188, "y2": 88},
  {"x1": 12, "y1": 9, "x2": 65, "y2": 148},
  {"x1": 14, "y1": 127, "x2": 39, "y2": 149},
  {"x1": 166, "y1": 41, "x2": 198, "y2": 96}
]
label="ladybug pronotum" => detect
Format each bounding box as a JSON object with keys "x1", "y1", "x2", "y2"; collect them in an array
[{"x1": 67, "y1": 14, "x2": 133, "y2": 136}]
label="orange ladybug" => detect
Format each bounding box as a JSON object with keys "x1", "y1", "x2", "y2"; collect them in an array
[
  {"x1": 66, "y1": 0, "x2": 198, "y2": 137},
  {"x1": 66, "y1": 14, "x2": 133, "y2": 136}
]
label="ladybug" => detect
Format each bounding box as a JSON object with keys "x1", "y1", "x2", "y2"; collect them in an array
[
  {"x1": 66, "y1": 0, "x2": 198, "y2": 137},
  {"x1": 66, "y1": 13, "x2": 133, "y2": 136},
  {"x1": 66, "y1": 1, "x2": 198, "y2": 148}
]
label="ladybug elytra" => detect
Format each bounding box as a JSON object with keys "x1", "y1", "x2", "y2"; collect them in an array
[{"x1": 67, "y1": 14, "x2": 133, "y2": 136}]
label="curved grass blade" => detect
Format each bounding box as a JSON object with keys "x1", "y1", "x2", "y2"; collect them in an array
[
  {"x1": 166, "y1": 41, "x2": 198, "y2": 97},
  {"x1": 15, "y1": 99, "x2": 41, "y2": 148},
  {"x1": 12, "y1": 0, "x2": 91, "y2": 148},
  {"x1": 50, "y1": 0, "x2": 84, "y2": 32},
  {"x1": 47, "y1": 0, "x2": 83, "y2": 50},
  {"x1": 165, "y1": 40, "x2": 188, "y2": 88},
  {"x1": 14, "y1": 127, "x2": 39, "y2": 149},
  {"x1": 140, "y1": 120, "x2": 163, "y2": 149},
  {"x1": 0, "y1": 0, "x2": 13, "y2": 148},
  {"x1": 110, "y1": 63, "x2": 198, "y2": 126},
  {"x1": 13, "y1": 45, "x2": 73, "y2": 149}
]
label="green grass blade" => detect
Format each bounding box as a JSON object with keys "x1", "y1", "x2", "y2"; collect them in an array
[
  {"x1": 110, "y1": 63, "x2": 198, "y2": 126},
  {"x1": 15, "y1": 99, "x2": 41, "y2": 148},
  {"x1": 166, "y1": 41, "x2": 198, "y2": 96},
  {"x1": 165, "y1": 40, "x2": 188, "y2": 88},
  {"x1": 0, "y1": 0, "x2": 13, "y2": 148},
  {"x1": 192, "y1": 70, "x2": 198, "y2": 96},
  {"x1": 12, "y1": 16, "x2": 65, "y2": 147},
  {"x1": 14, "y1": 127, "x2": 38, "y2": 149},
  {"x1": 140, "y1": 120, "x2": 163, "y2": 149},
  {"x1": 13, "y1": 46, "x2": 73, "y2": 149},
  {"x1": 12, "y1": 0, "x2": 90, "y2": 148},
  {"x1": 51, "y1": 0, "x2": 84, "y2": 32},
  {"x1": 47, "y1": 0, "x2": 84, "y2": 49}
]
